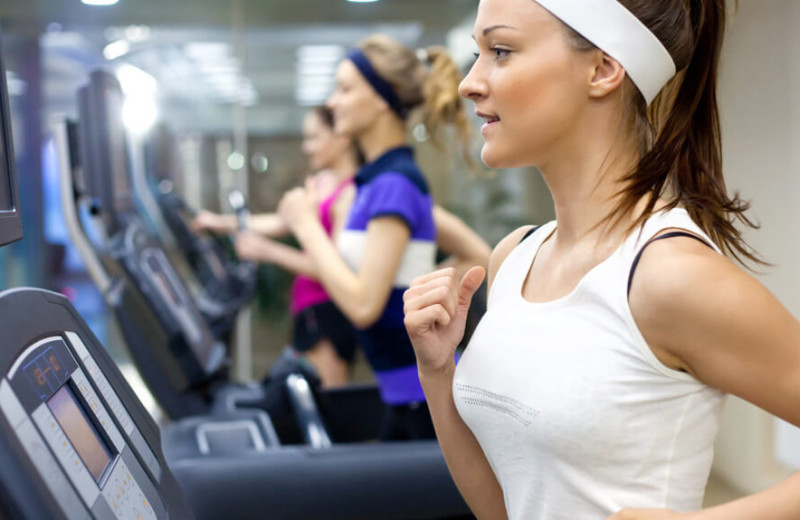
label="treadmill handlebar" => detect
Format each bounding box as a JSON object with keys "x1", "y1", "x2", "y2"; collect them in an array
[{"x1": 227, "y1": 190, "x2": 250, "y2": 231}]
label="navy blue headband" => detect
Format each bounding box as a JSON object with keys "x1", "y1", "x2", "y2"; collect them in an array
[{"x1": 347, "y1": 49, "x2": 408, "y2": 119}]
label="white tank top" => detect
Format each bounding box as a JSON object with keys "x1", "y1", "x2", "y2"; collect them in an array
[{"x1": 453, "y1": 209, "x2": 727, "y2": 519}]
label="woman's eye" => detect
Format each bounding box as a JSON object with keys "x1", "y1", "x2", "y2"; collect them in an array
[{"x1": 492, "y1": 47, "x2": 510, "y2": 60}]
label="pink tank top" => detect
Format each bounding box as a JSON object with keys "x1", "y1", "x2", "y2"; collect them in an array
[{"x1": 289, "y1": 178, "x2": 353, "y2": 315}]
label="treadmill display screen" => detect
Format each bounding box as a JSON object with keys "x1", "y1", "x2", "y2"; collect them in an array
[
  {"x1": 0, "y1": 105, "x2": 11, "y2": 212},
  {"x1": 47, "y1": 385, "x2": 113, "y2": 482},
  {"x1": 0, "y1": 24, "x2": 23, "y2": 245}
]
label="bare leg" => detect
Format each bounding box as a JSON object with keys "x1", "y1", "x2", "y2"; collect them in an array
[{"x1": 304, "y1": 338, "x2": 350, "y2": 388}]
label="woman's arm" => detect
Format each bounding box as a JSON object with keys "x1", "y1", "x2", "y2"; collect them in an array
[
  {"x1": 192, "y1": 210, "x2": 290, "y2": 237},
  {"x1": 614, "y1": 236, "x2": 800, "y2": 520},
  {"x1": 247, "y1": 213, "x2": 291, "y2": 237},
  {"x1": 433, "y1": 205, "x2": 491, "y2": 276},
  {"x1": 330, "y1": 183, "x2": 356, "y2": 242},
  {"x1": 403, "y1": 226, "x2": 533, "y2": 520},
  {"x1": 234, "y1": 183, "x2": 355, "y2": 280},
  {"x1": 279, "y1": 186, "x2": 409, "y2": 329},
  {"x1": 234, "y1": 231, "x2": 318, "y2": 279}
]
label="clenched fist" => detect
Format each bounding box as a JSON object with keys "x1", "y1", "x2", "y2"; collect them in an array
[{"x1": 403, "y1": 266, "x2": 486, "y2": 375}]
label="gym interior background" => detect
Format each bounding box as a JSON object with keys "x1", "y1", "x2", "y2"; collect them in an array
[{"x1": 0, "y1": 0, "x2": 797, "y2": 508}]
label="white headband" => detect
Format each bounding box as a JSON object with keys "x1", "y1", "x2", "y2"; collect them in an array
[{"x1": 536, "y1": 0, "x2": 676, "y2": 105}]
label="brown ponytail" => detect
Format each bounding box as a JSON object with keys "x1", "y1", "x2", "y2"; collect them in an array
[{"x1": 609, "y1": 0, "x2": 760, "y2": 265}]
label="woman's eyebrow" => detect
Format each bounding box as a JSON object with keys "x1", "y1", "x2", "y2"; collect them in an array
[{"x1": 472, "y1": 24, "x2": 521, "y2": 40}]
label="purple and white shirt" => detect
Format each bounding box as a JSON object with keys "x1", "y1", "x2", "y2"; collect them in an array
[{"x1": 337, "y1": 146, "x2": 436, "y2": 405}]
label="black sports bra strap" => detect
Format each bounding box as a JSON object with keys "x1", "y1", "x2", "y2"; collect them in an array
[
  {"x1": 627, "y1": 231, "x2": 714, "y2": 296},
  {"x1": 517, "y1": 225, "x2": 541, "y2": 246}
]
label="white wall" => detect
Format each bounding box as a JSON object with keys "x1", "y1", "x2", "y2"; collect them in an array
[{"x1": 713, "y1": 0, "x2": 800, "y2": 492}]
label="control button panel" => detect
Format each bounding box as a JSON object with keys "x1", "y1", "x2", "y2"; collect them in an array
[{"x1": 102, "y1": 457, "x2": 156, "y2": 520}]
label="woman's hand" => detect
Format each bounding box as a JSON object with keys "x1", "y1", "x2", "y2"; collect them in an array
[
  {"x1": 403, "y1": 266, "x2": 485, "y2": 375},
  {"x1": 606, "y1": 509, "x2": 691, "y2": 520},
  {"x1": 191, "y1": 210, "x2": 224, "y2": 233},
  {"x1": 278, "y1": 178, "x2": 319, "y2": 232}
]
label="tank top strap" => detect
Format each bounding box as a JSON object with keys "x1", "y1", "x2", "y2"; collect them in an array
[
  {"x1": 617, "y1": 208, "x2": 721, "y2": 293},
  {"x1": 488, "y1": 221, "x2": 556, "y2": 305},
  {"x1": 319, "y1": 177, "x2": 353, "y2": 210},
  {"x1": 624, "y1": 208, "x2": 720, "y2": 256},
  {"x1": 318, "y1": 177, "x2": 354, "y2": 232}
]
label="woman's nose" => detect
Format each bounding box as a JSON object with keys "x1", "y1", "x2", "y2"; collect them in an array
[{"x1": 458, "y1": 62, "x2": 487, "y2": 101}]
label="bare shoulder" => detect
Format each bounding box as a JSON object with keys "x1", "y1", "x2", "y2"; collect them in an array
[
  {"x1": 629, "y1": 233, "x2": 739, "y2": 314},
  {"x1": 628, "y1": 233, "x2": 766, "y2": 375},
  {"x1": 488, "y1": 225, "x2": 537, "y2": 290}
]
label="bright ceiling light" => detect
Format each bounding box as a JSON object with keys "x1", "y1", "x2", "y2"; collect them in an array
[
  {"x1": 347, "y1": 0, "x2": 380, "y2": 3},
  {"x1": 227, "y1": 152, "x2": 245, "y2": 171},
  {"x1": 124, "y1": 25, "x2": 151, "y2": 42},
  {"x1": 251, "y1": 153, "x2": 269, "y2": 173},
  {"x1": 297, "y1": 62, "x2": 337, "y2": 76},
  {"x1": 183, "y1": 42, "x2": 233, "y2": 61},
  {"x1": 296, "y1": 45, "x2": 344, "y2": 62},
  {"x1": 103, "y1": 40, "x2": 130, "y2": 60},
  {"x1": 116, "y1": 64, "x2": 158, "y2": 96},
  {"x1": 122, "y1": 96, "x2": 158, "y2": 135},
  {"x1": 81, "y1": 0, "x2": 119, "y2": 5}
]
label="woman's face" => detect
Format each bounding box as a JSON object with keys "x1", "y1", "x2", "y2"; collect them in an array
[
  {"x1": 301, "y1": 111, "x2": 347, "y2": 172},
  {"x1": 459, "y1": 0, "x2": 596, "y2": 169},
  {"x1": 326, "y1": 59, "x2": 386, "y2": 139}
]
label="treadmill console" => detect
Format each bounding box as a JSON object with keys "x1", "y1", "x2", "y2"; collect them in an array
[
  {"x1": 114, "y1": 221, "x2": 226, "y2": 380},
  {"x1": 0, "y1": 312, "x2": 184, "y2": 519}
]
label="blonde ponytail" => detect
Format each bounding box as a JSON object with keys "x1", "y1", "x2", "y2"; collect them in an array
[{"x1": 422, "y1": 46, "x2": 475, "y2": 169}]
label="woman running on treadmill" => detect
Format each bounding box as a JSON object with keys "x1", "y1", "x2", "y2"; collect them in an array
[
  {"x1": 404, "y1": 0, "x2": 800, "y2": 518},
  {"x1": 193, "y1": 106, "x2": 359, "y2": 388},
  {"x1": 278, "y1": 34, "x2": 481, "y2": 440}
]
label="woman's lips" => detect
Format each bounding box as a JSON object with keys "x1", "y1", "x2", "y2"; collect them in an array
[{"x1": 477, "y1": 111, "x2": 499, "y2": 134}]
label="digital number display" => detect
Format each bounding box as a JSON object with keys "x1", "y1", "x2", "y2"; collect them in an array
[
  {"x1": 47, "y1": 385, "x2": 113, "y2": 482},
  {"x1": 23, "y1": 346, "x2": 70, "y2": 401}
]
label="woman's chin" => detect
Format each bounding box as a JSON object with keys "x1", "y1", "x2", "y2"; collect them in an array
[
  {"x1": 480, "y1": 147, "x2": 511, "y2": 170},
  {"x1": 333, "y1": 122, "x2": 352, "y2": 137},
  {"x1": 481, "y1": 146, "x2": 534, "y2": 170}
]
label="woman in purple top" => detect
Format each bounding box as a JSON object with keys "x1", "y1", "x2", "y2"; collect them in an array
[
  {"x1": 193, "y1": 106, "x2": 360, "y2": 388},
  {"x1": 193, "y1": 103, "x2": 489, "y2": 394},
  {"x1": 278, "y1": 35, "x2": 481, "y2": 440}
]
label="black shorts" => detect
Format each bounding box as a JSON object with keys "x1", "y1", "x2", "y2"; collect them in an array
[
  {"x1": 293, "y1": 301, "x2": 357, "y2": 363},
  {"x1": 379, "y1": 401, "x2": 436, "y2": 441}
]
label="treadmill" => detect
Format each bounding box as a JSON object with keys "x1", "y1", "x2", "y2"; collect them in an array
[
  {"x1": 55, "y1": 74, "x2": 228, "y2": 420},
  {"x1": 138, "y1": 123, "x2": 257, "y2": 342}
]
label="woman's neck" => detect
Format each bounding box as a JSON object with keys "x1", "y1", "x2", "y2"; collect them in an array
[
  {"x1": 330, "y1": 152, "x2": 359, "y2": 182},
  {"x1": 357, "y1": 113, "x2": 408, "y2": 163},
  {"x1": 539, "y1": 110, "x2": 641, "y2": 249}
]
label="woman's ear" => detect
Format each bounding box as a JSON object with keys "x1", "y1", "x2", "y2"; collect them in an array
[{"x1": 588, "y1": 52, "x2": 626, "y2": 100}]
